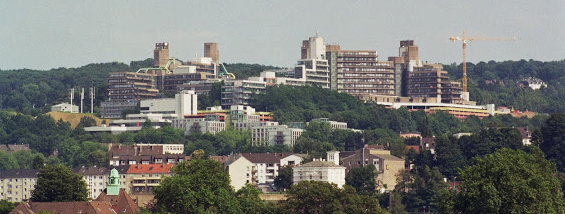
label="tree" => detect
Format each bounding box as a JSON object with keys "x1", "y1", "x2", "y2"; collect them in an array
[
  {"x1": 455, "y1": 148, "x2": 564, "y2": 214},
  {"x1": 274, "y1": 165, "x2": 292, "y2": 191},
  {"x1": 0, "y1": 199, "x2": 14, "y2": 214},
  {"x1": 236, "y1": 184, "x2": 269, "y2": 214},
  {"x1": 281, "y1": 181, "x2": 388, "y2": 214},
  {"x1": 31, "y1": 164, "x2": 88, "y2": 202},
  {"x1": 32, "y1": 153, "x2": 46, "y2": 169},
  {"x1": 345, "y1": 164, "x2": 377, "y2": 196},
  {"x1": 540, "y1": 113, "x2": 565, "y2": 172},
  {"x1": 153, "y1": 153, "x2": 242, "y2": 213}
]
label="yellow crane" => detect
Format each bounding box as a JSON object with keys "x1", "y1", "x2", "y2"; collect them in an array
[{"x1": 449, "y1": 30, "x2": 514, "y2": 92}]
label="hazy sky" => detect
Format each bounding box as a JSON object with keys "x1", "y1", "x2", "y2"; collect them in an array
[{"x1": 1, "y1": 1, "x2": 564, "y2": 70}]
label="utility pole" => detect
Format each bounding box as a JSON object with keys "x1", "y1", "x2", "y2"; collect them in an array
[
  {"x1": 80, "y1": 88, "x2": 84, "y2": 113},
  {"x1": 70, "y1": 88, "x2": 74, "y2": 113},
  {"x1": 90, "y1": 87, "x2": 95, "y2": 114}
]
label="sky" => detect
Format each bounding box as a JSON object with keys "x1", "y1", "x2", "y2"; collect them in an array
[{"x1": 1, "y1": 0, "x2": 564, "y2": 70}]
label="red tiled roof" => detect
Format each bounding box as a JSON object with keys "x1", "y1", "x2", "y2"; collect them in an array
[
  {"x1": 10, "y1": 201, "x2": 116, "y2": 214},
  {"x1": 95, "y1": 188, "x2": 140, "y2": 213},
  {"x1": 126, "y1": 164, "x2": 173, "y2": 174},
  {"x1": 405, "y1": 145, "x2": 420, "y2": 153},
  {"x1": 209, "y1": 155, "x2": 231, "y2": 164}
]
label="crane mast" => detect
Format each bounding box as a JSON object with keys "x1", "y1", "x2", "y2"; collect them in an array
[{"x1": 449, "y1": 30, "x2": 514, "y2": 93}]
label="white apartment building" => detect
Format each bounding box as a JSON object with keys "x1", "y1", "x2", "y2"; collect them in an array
[
  {"x1": 241, "y1": 153, "x2": 303, "y2": 184},
  {"x1": 252, "y1": 125, "x2": 304, "y2": 147},
  {"x1": 293, "y1": 161, "x2": 346, "y2": 188},
  {"x1": 73, "y1": 166, "x2": 109, "y2": 199},
  {"x1": 234, "y1": 121, "x2": 278, "y2": 132},
  {"x1": 267, "y1": 127, "x2": 304, "y2": 147},
  {"x1": 0, "y1": 169, "x2": 39, "y2": 202},
  {"x1": 224, "y1": 155, "x2": 256, "y2": 191},
  {"x1": 171, "y1": 118, "x2": 226, "y2": 135}
]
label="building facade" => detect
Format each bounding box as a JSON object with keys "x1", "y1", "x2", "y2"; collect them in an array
[
  {"x1": 73, "y1": 166, "x2": 109, "y2": 199},
  {"x1": 224, "y1": 155, "x2": 256, "y2": 191},
  {"x1": 294, "y1": 35, "x2": 330, "y2": 88},
  {"x1": 326, "y1": 45, "x2": 396, "y2": 95},
  {"x1": 221, "y1": 80, "x2": 266, "y2": 108},
  {"x1": 292, "y1": 161, "x2": 346, "y2": 187},
  {"x1": 0, "y1": 169, "x2": 39, "y2": 202}
]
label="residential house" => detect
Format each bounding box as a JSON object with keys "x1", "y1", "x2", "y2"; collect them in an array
[
  {"x1": 108, "y1": 144, "x2": 185, "y2": 166},
  {"x1": 292, "y1": 161, "x2": 346, "y2": 187},
  {"x1": 223, "y1": 155, "x2": 256, "y2": 190}
]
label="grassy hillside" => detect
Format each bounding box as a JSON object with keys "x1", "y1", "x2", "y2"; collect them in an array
[{"x1": 47, "y1": 111, "x2": 109, "y2": 129}]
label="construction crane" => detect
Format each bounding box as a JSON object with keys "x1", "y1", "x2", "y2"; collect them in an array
[{"x1": 449, "y1": 30, "x2": 514, "y2": 93}]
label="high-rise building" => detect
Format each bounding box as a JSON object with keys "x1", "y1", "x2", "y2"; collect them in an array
[
  {"x1": 391, "y1": 40, "x2": 463, "y2": 103},
  {"x1": 221, "y1": 79, "x2": 267, "y2": 109},
  {"x1": 326, "y1": 45, "x2": 396, "y2": 96},
  {"x1": 107, "y1": 72, "x2": 158, "y2": 102},
  {"x1": 204, "y1": 42, "x2": 219, "y2": 64},
  {"x1": 294, "y1": 35, "x2": 330, "y2": 88},
  {"x1": 153, "y1": 42, "x2": 169, "y2": 67}
]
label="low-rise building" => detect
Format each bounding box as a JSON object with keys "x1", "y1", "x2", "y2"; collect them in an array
[
  {"x1": 292, "y1": 161, "x2": 346, "y2": 187},
  {"x1": 328, "y1": 145, "x2": 404, "y2": 191},
  {"x1": 310, "y1": 118, "x2": 347, "y2": 130},
  {"x1": 0, "y1": 144, "x2": 30, "y2": 154},
  {"x1": 516, "y1": 126, "x2": 532, "y2": 145},
  {"x1": 108, "y1": 144, "x2": 185, "y2": 166},
  {"x1": 50, "y1": 102, "x2": 79, "y2": 113},
  {"x1": 0, "y1": 169, "x2": 39, "y2": 202}
]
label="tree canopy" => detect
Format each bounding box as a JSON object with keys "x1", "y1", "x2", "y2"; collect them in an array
[
  {"x1": 31, "y1": 164, "x2": 88, "y2": 202},
  {"x1": 281, "y1": 180, "x2": 388, "y2": 214},
  {"x1": 455, "y1": 148, "x2": 564, "y2": 214}
]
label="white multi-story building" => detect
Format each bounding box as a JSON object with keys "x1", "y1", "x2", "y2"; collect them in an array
[
  {"x1": 86, "y1": 91, "x2": 198, "y2": 134},
  {"x1": 252, "y1": 125, "x2": 301, "y2": 146},
  {"x1": 73, "y1": 166, "x2": 109, "y2": 199},
  {"x1": 241, "y1": 153, "x2": 303, "y2": 184},
  {"x1": 310, "y1": 118, "x2": 348, "y2": 130},
  {"x1": 267, "y1": 127, "x2": 304, "y2": 147},
  {"x1": 171, "y1": 118, "x2": 226, "y2": 135},
  {"x1": 0, "y1": 169, "x2": 39, "y2": 202},
  {"x1": 292, "y1": 161, "x2": 346, "y2": 187},
  {"x1": 140, "y1": 90, "x2": 198, "y2": 119},
  {"x1": 224, "y1": 155, "x2": 256, "y2": 191},
  {"x1": 294, "y1": 35, "x2": 330, "y2": 88},
  {"x1": 233, "y1": 121, "x2": 278, "y2": 132}
]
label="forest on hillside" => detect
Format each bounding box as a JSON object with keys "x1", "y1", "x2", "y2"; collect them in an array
[{"x1": 444, "y1": 59, "x2": 565, "y2": 113}]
